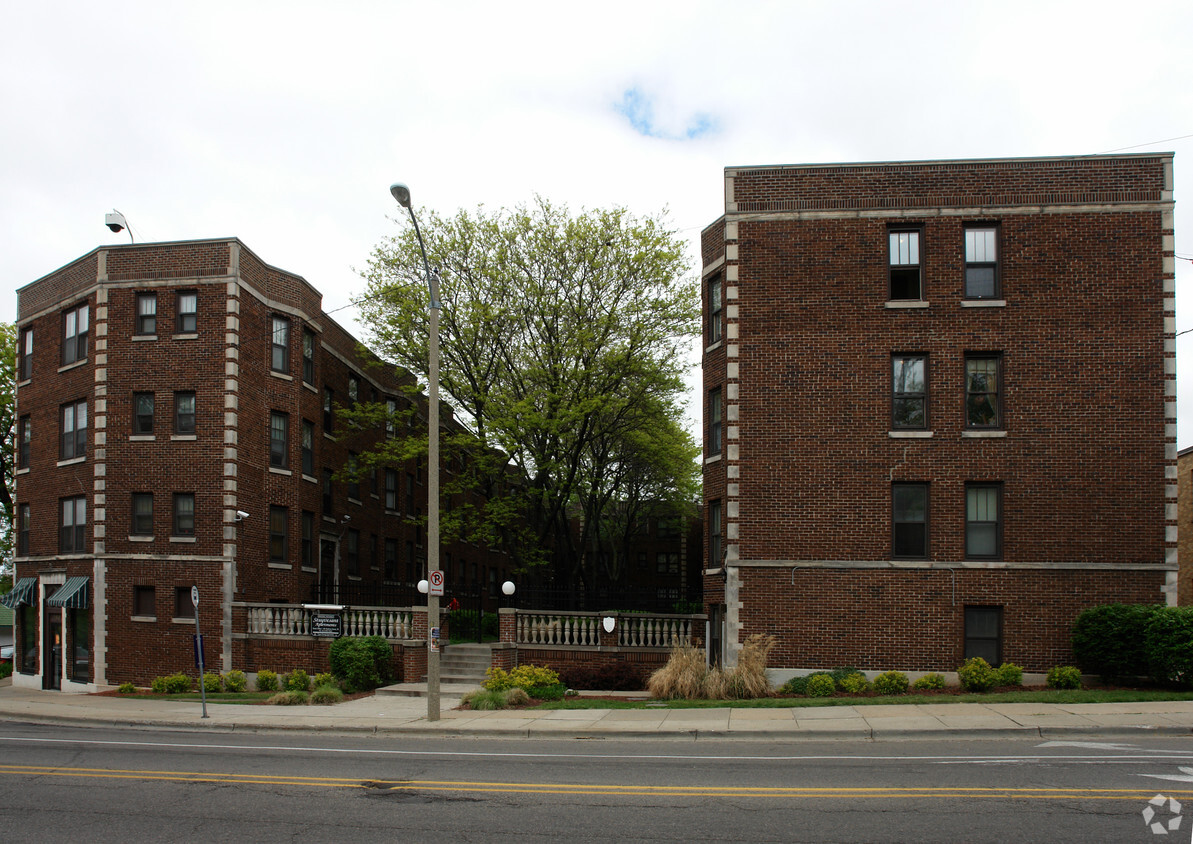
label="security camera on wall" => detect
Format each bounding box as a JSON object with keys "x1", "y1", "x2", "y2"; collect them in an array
[{"x1": 235, "y1": 510, "x2": 249, "y2": 521}]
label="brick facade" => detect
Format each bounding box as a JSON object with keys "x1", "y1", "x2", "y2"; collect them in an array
[
  {"x1": 701, "y1": 155, "x2": 1177, "y2": 673},
  {"x1": 12, "y1": 238, "x2": 513, "y2": 689}
]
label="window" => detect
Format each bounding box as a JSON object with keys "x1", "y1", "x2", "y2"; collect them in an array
[
  {"x1": 966, "y1": 483, "x2": 1002, "y2": 559},
  {"x1": 964, "y1": 227, "x2": 999, "y2": 299},
  {"x1": 891, "y1": 355, "x2": 928, "y2": 429},
  {"x1": 135, "y1": 293, "x2": 157, "y2": 335},
  {"x1": 347, "y1": 453, "x2": 360, "y2": 500},
  {"x1": 134, "y1": 585, "x2": 155, "y2": 618},
  {"x1": 134, "y1": 392, "x2": 154, "y2": 435},
  {"x1": 270, "y1": 315, "x2": 290, "y2": 373},
  {"x1": 174, "y1": 392, "x2": 196, "y2": 434},
  {"x1": 301, "y1": 511, "x2": 314, "y2": 568},
  {"x1": 345, "y1": 529, "x2": 359, "y2": 576},
  {"x1": 269, "y1": 505, "x2": 288, "y2": 561},
  {"x1": 20, "y1": 606, "x2": 36, "y2": 673},
  {"x1": 322, "y1": 469, "x2": 334, "y2": 515},
  {"x1": 658, "y1": 518, "x2": 680, "y2": 540},
  {"x1": 892, "y1": 483, "x2": 928, "y2": 558},
  {"x1": 302, "y1": 330, "x2": 315, "y2": 384},
  {"x1": 965, "y1": 354, "x2": 1002, "y2": 429},
  {"x1": 177, "y1": 290, "x2": 198, "y2": 333},
  {"x1": 406, "y1": 473, "x2": 415, "y2": 516},
  {"x1": 385, "y1": 469, "x2": 398, "y2": 510},
  {"x1": 657, "y1": 552, "x2": 680, "y2": 574},
  {"x1": 132, "y1": 493, "x2": 153, "y2": 536},
  {"x1": 708, "y1": 273, "x2": 723, "y2": 344},
  {"x1": 888, "y1": 229, "x2": 922, "y2": 300},
  {"x1": 18, "y1": 327, "x2": 32, "y2": 380},
  {"x1": 964, "y1": 606, "x2": 1002, "y2": 664},
  {"x1": 60, "y1": 400, "x2": 87, "y2": 460},
  {"x1": 709, "y1": 499, "x2": 722, "y2": 566},
  {"x1": 18, "y1": 416, "x2": 30, "y2": 469},
  {"x1": 348, "y1": 375, "x2": 359, "y2": 407},
  {"x1": 370, "y1": 534, "x2": 378, "y2": 571},
  {"x1": 174, "y1": 587, "x2": 195, "y2": 620},
  {"x1": 323, "y1": 387, "x2": 334, "y2": 432},
  {"x1": 386, "y1": 398, "x2": 397, "y2": 438},
  {"x1": 62, "y1": 302, "x2": 89, "y2": 365},
  {"x1": 173, "y1": 493, "x2": 195, "y2": 536},
  {"x1": 60, "y1": 495, "x2": 86, "y2": 553},
  {"x1": 301, "y1": 420, "x2": 315, "y2": 476},
  {"x1": 71, "y1": 609, "x2": 90, "y2": 681},
  {"x1": 709, "y1": 388, "x2": 722, "y2": 455},
  {"x1": 385, "y1": 539, "x2": 398, "y2": 580},
  {"x1": 269, "y1": 411, "x2": 289, "y2": 468},
  {"x1": 17, "y1": 504, "x2": 30, "y2": 556}
]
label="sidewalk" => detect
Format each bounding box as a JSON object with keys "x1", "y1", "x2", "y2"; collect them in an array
[{"x1": 2, "y1": 679, "x2": 1192, "y2": 740}]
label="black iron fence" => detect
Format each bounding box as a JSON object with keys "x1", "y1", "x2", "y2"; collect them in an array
[{"x1": 508, "y1": 584, "x2": 703, "y2": 615}]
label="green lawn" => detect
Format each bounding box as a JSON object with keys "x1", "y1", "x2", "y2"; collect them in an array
[{"x1": 536, "y1": 688, "x2": 1193, "y2": 710}]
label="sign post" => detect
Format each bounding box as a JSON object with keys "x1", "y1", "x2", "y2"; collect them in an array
[{"x1": 192, "y1": 586, "x2": 207, "y2": 719}]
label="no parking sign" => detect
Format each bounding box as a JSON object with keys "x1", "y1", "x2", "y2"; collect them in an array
[{"x1": 429, "y1": 569, "x2": 445, "y2": 596}]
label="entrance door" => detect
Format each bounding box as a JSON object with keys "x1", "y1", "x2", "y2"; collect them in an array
[{"x1": 43, "y1": 606, "x2": 61, "y2": 690}]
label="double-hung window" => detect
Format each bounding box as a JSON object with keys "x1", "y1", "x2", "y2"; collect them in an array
[
  {"x1": 301, "y1": 511, "x2": 314, "y2": 568},
  {"x1": 966, "y1": 483, "x2": 1002, "y2": 559},
  {"x1": 61, "y1": 400, "x2": 87, "y2": 460},
  {"x1": 269, "y1": 505, "x2": 288, "y2": 561},
  {"x1": 708, "y1": 273, "x2": 723, "y2": 344},
  {"x1": 60, "y1": 496, "x2": 86, "y2": 553},
  {"x1": 269, "y1": 411, "x2": 289, "y2": 468},
  {"x1": 301, "y1": 420, "x2": 315, "y2": 476},
  {"x1": 62, "y1": 303, "x2": 89, "y2": 365},
  {"x1": 131, "y1": 493, "x2": 153, "y2": 536},
  {"x1": 384, "y1": 539, "x2": 398, "y2": 580},
  {"x1": 176, "y1": 290, "x2": 198, "y2": 333},
  {"x1": 891, "y1": 355, "x2": 928, "y2": 429},
  {"x1": 323, "y1": 388, "x2": 334, "y2": 432},
  {"x1": 17, "y1": 504, "x2": 30, "y2": 556},
  {"x1": 134, "y1": 392, "x2": 154, "y2": 435},
  {"x1": 18, "y1": 327, "x2": 32, "y2": 380},
  {"x1": 964, "y1": 227, "x2": 999, "y2": 299},
  {"x1": 174, "y1": 392, "x2": 196, "y2": 434},
  {"x1": 709, "y1": 500, "x2": 722, "y2": 567},
  {"x1": 345, "y1": 529, "x2": 360, "y2": 576},
  {"x1": 18, "y1": 416, "x2": 30, "y2": 469},
  {"x1": 270, "y1": 315, "x2": 290, "y2": 373},
  {"x1": 322, "y1": 469, "x2": 334, "y2": 516},
  {"x1": 302, "y1": 330, "x2": 315, "y2": 384},
  {"x1": 135, "y1": 293, "x2": 157, "y2": 335},
  {"x1": 173, "y1": 493, "x2": 195, "y2": 536},
  {"x1": 964, "y1": 606, "x2": 1003, "y2": 664},
  {"x1": 347, "y1": 453, "x2": 360, "y2": 500},
  {"x1": 965, "y1": 354, "x2": 1002, "y2": 429},
  {"x1": 892, "y1": 483, "x2": 929, "y2": 559},
  {"x1": 888, "y1": 229, "x2": 923, "y2": 300},
  {"x1": 348, "y1": 375, "x2": 359, "y2": 407},
  {"x1": 385, "y1": 469, "x2": 398, "y2": 510},
  {"x1": 386, "y1": 398, "x2": 398, "y2": 438},
  {"x1": 709, "y1": 388, "x2": 722, "y2": 455}
]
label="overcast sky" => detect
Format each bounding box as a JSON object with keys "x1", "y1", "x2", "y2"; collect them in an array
[{"x1": 3, "y1": 1, "x2": 1191, "y2": 443}]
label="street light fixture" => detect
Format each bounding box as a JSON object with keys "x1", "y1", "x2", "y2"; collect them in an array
[{"x1": 390, "y1": 182, "x2": 442, "y2": 722}]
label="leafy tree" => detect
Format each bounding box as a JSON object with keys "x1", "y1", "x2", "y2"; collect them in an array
[
  {"x1": 0, "y1": 323, "x2": 15, "y2": 577},
  {"x1": 353, "y1": 198, "x2": 699, "y2": 586}
]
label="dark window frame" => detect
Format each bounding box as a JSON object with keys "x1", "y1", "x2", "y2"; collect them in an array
[
  {"x1": 60, "y1": 495, "x2": 86, "y2": 553},
  {"x1": 62, "y1": 302, "x2": 89, "y2": 365},
  {"x1": 708, "y1": 273, "x2": 723, "y2": 345},
  {"x1": 709, "y1": 387, "x2": 722, "y2": 455},
  {"x1": 964, "y1": 605, "x2": 1003, "y2": 664},
  {"x1": 322, "y1": 469, "x2": 334, "y2": 516},
  {"x1": 135, "y1": 292, "x2": 157, "y2": 336},
  {"x1": 892, "y1": 482, "x2": 929, "y2": 559},
  {"x1": 174, "y1": 391, "x2": 196, "y2": 434},
  {"x1": 270, "y1": 315, "x2": 290, "y2": 373},
  {"x1": 301, "y1": 420, "x2": 315, "y2": 476},
  {"x1": 302, "y1": 329, "x2": 316, "y2": 384},
  {"x1": 60, "y1": 399, "x2": 87, "y2": 460},
  {"x1": 131, "y1": 493, "x2": 154, "y2": 536},
  {"x1": 18, "y1": 326, "x2": 32, "y2": 380},
  {"x1": 892, "y1": 354, "x2": 929, "y2": 430},
  {"x1": 965, "y1": 353, "x2": 1003, "y2": 429},
  {"x1": 385, "y1": 469, "x2": 398, "y2": 510},
  {"x1": 269, "y1": 505, "x2": 288, "y2": 561},
  {"x1": 888, "y1": 227, "x2": 924, "y2": 301},
  {"x1": 133, "y1": 585, "x2": 156, "y2": 618},
  {"x1": 174, "y1": 587, "x2": 195, "y2": 620},
  {"x1": 134, "y1": 392, "x2": 155, "y2": 435},
  {"x1": 18, "y1": 415, "x2": 30, "y2": 469},
  {"x1": 173, "y1": 492, "x2": 195, "y2": 537},
  {"x1": 301, "y1": 511, "x2": 314, "y2": 568},
  {"x1": 964, "y1": 225, "x2": 1001, "y2": 300},
  {"x1": 347, "y1": 453, "x2": 360, "y2": 501},
  {"x1": 345, "y1": 528, "x2": 360, "y2": 576},
  {"x1": 269, "y1": 411, "x2": 290, "y2": 469},
  {"x1": 176, "y1": 290, "x2": 198, "y2": 333},
  {"x1": 709, "y1": 499, "x2": 722, "y2": 567},
  {"x1": 965, "y1": 482, "x2": 1003, "y2": 560},
  {"x1": 17, "y1": 504, "x2": 30, "y2": 556},
  {"x1": 323, "y1": 387, "x2": 334, "y2": 432}
]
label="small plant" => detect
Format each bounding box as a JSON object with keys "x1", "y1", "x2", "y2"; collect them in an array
[
  {"x1": 957, "y1": 657, "x2": 997, "y2": 692},
  {"x1": 873, "y1": 671, "x2": 910, "y2": 695},
  {"x1": 1046, "y1": 665, "x2": 1083, "y2": 690},
  {"x1": 839, "y1": 673, "x2": 870, "y2": 694},
  {"x1": 201, "y1": 671, "x2": 222, "y2": 693},
  {"x1": 312, "y1": 672, "x2": 336, "y2": 690},
  {"x1": 806, "y1": 674, "x2": 836, "y2": 697},
  {"x1": 266, "y1": 692, "x2": 310, "y2": 706},
  {"x1": 462, "y1": 688, "x2": 507, "y2": 710},
  {"x1": 524, "y1": 683, "x2": 567, "y2": 701},
  {"x1": 223, "y1": 670, "x2": 247, "y2": 693},
  {"x1": 505, "y1": 688, "x2": 530, "y2": 706},
  {"x1": 329, "y1": 636, "x2": 392, "y2": 693},
  {"x1": 151, "y1": 672, "x2": 192, "y2": 694},
  {"x1": 995, "y1": 662, "x2": 1023, "y2": 687},
  {"x1": 255, "y1": 669, "x2": 279, "y2": 692},
  {"x1": 310, "y1": 685, "x2": 344, "y2": 705},
  {"x1": 117, "y1": 681, "x2": 137, "y2": 694},
  {"x1": 912, "y1": 672, "x2": 947, "y2": 691},
  {"x1": 284, "y1": 669, "x2": 311, "y2": 692}
]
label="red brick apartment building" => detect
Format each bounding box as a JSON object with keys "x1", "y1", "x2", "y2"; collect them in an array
[
  {"x1": 700, "y1": 154, "x2": 1177, "y2": 675},
  {"x1": 7, "y1": 239, "x2": 513, "y2": 690}
]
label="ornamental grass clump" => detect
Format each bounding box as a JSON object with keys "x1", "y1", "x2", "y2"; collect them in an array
[
  {"x1": 647, "y1": 643, "x2": 709, "y2": 700},
  {"x1": 267, "y1": 691, "x2": 309, "y2": 706},
  {"x1": 723, "y1": 634, "x2": 775, "y2": 699},
  {"x1": 310, "y1": 685, "x2": 343, "y2": 705}
]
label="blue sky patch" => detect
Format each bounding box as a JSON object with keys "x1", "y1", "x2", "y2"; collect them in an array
[{"x1": 615, "y1": 87, "x2": 715, "y2": 141}]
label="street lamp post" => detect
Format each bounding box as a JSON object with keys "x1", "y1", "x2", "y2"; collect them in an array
[{"x1": 390, "y1": 182, "x2": 442, "y2": 722}]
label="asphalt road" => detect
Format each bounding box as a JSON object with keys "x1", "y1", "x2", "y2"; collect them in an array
[{"x1": 1, "y1": 724, "x2": 1192, "y2": 842}]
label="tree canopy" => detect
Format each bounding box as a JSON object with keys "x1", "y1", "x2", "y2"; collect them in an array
[
  {"x1": 353, "y1": 197, "x2": 699, "y2": 588},
  {"x1": 0, "y1": 323, "x2": 15, "y2": 576}
]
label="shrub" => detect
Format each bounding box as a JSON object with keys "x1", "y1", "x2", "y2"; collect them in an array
[
  {"x1": 873, "y1": 671, "x2": 910, "y2": 696},
  {"x1": 806, "y1": 674, "x2": 836, "y2": 697},
  {"x1": 1144, "y1": 607, "x2": 1193, "y2": 687},
  {"x1": 839, "y1": 673, "x2": 870, "y2": 694},
  {"x1": 267, "y1": 691, "x2": 309, "y2": 705},
  {"x1": 329, "y1": 636, "x2": 392, "y2": 693},
  {"x1": 1046, "y1": 665, "x2": 1083, "y2": 690},
  {"x1": 462, "y1": 689, "x2": 507, "y2": 710},
  {"x1": 312, "y1": 672, "x2": 336, "y2": 690},
  {"x1": 117, "y1": 681, "x2": 137, "y2": 694},
  {"x1": 912, "y1": 673, "x2": 946, "y2": 691},
  {"x1": 995, "y1": 662, "x2": 1023, "y2": 687},
  {"x1": 151, "y1": 672, "x2": 192, "y2": 694},
  {"x1": 223, "y1": 670, "x2": 247, "y2": 693},
  {"x1": 505, "y1": 687, "x2": 530, "y2": 706},
  {"x1": 284, "y1": 669, "x2": 311, "y2": 692},
  {"x1": 255, "y1": 669, "x2": 279, "y2": 692},
  {"x1": 524, "y1": 683, "x2": 566, "y2": 701},
  {"x1": 781, "y1": 672, "x2": 832, "y2": 696},
  {"x1": 0, "y1": 663, "x2": 12, "y2": 680},
  {"x1": 1072, "y1": 603, "x2": 1159, "y2": 682},
  {"x1": 310, "y1": 686, "x2": 344, "y2": 705},
  {"x1": 647, "y1": 644, "x2": 709, "y2": 700},
  {"x1": 957, "y1": 657, "x2": 997, "y2": 692},
  {"x1": 557, "y1": 662, "x2": 646, "y2": 692},
  {"x1": 201, "y1": 671, "x2": 223, "y2": 693}
]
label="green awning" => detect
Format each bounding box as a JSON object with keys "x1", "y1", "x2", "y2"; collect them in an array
[
  {"x1": 0, "y1": 577, "x2": 37, "y2": 609},
  {"x1": 47, "y1": 576, "x2": 89, "y2": 609}
]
